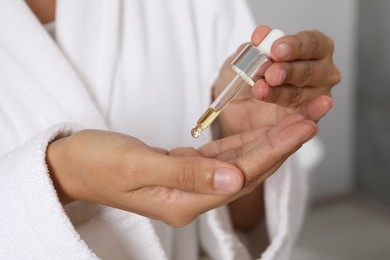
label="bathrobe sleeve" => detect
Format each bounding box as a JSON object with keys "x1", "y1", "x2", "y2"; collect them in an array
[
  {"x1": 0, "y1": 2, "x2": 110, "y2": 256},
  {"x1": 0, "y1": 125, "x2": 99, "y2": 259}
]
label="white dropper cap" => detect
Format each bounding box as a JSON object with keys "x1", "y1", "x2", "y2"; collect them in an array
[{"x1": 257, "y1": 29, "x2": 285, "y2": 58}]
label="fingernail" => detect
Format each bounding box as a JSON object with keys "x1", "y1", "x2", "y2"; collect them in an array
[
  {"x1": 276, "y1": 42, "x2": 291, "y2": 60},
  {"x1": 213, "y1": 168, "x2": 242, "y2": 193}
]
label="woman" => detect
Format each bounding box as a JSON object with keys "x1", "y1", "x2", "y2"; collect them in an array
[{"x1": 0, "y1": 0, "x2": 339, "y2": 259}]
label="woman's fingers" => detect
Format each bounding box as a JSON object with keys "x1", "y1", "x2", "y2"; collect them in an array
[
  {"x1": 264, "y1": 59, "x2": 340, "y2": 88},
  {"x1": 253, "y1": 79, "x2": 329, "y2": 107},
  {"x1": 250, "y1": 29, "x2": 340, "y2": 115},
  {"x1": 254, "y1": 28, "x2": 334, "y2": 62},
  {"x1": 124, "y1": 115, "x2": 316, "y2": 197},
  {"x1": 217, "y1": 114, "x2": 318, "y2": 183},
  {"x1": 214, "y1": 114, "x2": 306, "y2": 161},
  {"x1": 271, "y1": 30, "x2": 334, "y2": 61},
  {"x1": 131, "y1": 152, "x2": 244, "y2": 195}
]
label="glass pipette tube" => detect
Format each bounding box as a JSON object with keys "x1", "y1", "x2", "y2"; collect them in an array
[{"x1": 191, "y1": 74, "x2": 247, "y2": 138}]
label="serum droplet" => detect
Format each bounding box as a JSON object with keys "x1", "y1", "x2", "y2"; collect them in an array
[{"x1": 191, "y1": 127, "x2": 202, "y2": 138}]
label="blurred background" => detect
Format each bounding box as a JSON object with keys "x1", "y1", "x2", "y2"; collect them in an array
[{"x1": 246, "y1": 0, "x2": 390, "y2": 259}]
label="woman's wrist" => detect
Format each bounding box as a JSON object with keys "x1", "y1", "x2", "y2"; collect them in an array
[{"x1": 46, "y1": 136, "x2": 77, "y2": 205}]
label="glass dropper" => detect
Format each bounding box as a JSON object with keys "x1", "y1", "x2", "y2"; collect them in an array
[{"x1": 191, "y1": 29, "x2": 285, "y2": 138}]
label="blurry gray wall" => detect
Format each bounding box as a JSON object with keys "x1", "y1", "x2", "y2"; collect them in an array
[
  {"x1": 246, "y1": 0, "x2": 358, "y2": 200},
  {"x1": 356, "y1": 0, "x2": 390, "y2": 205}
]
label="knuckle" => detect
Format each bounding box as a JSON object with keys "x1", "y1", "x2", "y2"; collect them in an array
[
  {"x1": 330, "y1": 67, "x2": 342, "y2": 86},
  {"x1": 308, "y1": 31, "x2": 320, "y2": 57},
  {"x1": 291, "y1": 36, "x2": 302, "y2": 57},
  {"x1": 177, "y1": 159, "x2": 213, "y2": 193},
  {"x1": 175, "y1": 163, "x2": 197, "y2": 192},
  {"x1": 300, "y1": 62, "x2": 314, "y2": 87},
  {"x1": 289, "y1": 87, "x2": 304, "y2": 107},
  {"x1": 215, "y1": 139, "x2": 226, "y2": 155}
]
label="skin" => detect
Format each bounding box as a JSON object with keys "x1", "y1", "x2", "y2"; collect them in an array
[{"x1": 26, "y1": 1, "x2": 340, "y2": 231}]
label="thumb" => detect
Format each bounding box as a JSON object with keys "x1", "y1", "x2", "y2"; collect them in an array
[{"x1": 142, "y1": 154, "x2": 244, "y2": 195}]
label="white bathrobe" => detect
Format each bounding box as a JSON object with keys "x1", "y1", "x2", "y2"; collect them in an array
[{"x1": 0, "y1": 0, "x2": 315, "y2": 259}]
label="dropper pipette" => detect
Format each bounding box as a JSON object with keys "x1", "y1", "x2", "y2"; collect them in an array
[{"x1": 191, "y1": 29, "x2": 285, "y2": 138}]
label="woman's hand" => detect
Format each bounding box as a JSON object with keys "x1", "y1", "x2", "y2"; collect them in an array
[
  {"x1": 46, "y1": 114, "x2": 317, "y2": 227},
  {"x1": 214, "y1": 26, "x2": 340, "y2": 137}
]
